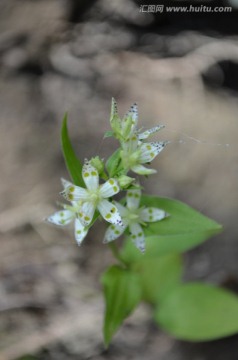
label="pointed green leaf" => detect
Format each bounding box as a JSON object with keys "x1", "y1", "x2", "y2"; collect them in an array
[
  {"x1": 61, "y1": 113, "x2": 84, "y2": 186},
  {"x1": 156, "y1": 283, "x2": 238, "y2": 341},
  {"x1": 104, "y1": 131, "x2": 114, "y2": 138},
  {"x1": 101, "y1": 265, "x2": 142, "y2": 347},
  {"x1": 133, "y1": 254, "x2": 183, "y2": 304},
  {"x1": 121, "y1": 196, "x2": 222, "y2": 261}
]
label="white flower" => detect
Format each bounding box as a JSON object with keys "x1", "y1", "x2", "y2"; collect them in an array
[
  {"x1": 103, "y1": 188, "x2": 167, "y2": 252},
  {"x1": 61, "y1": 162, "x2": 123, "y2": 227},
  {"x1": 120, "y1": 134, "x2": 167, "y2": 175},
  {"x1": 45, "y1": 179, "x2": 88, "y2": 246}
]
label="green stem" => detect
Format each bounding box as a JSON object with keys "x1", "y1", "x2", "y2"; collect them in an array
[
  {"x1": 108, "y1": 242, "x2": 127, "y2": 267},
  {"x1": 100, "y1": 171, "x2": 108, "y2": 181}
]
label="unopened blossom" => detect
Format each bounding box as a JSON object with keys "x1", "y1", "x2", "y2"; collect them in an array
[
  {"x1": 104, "y1": 188, "x2": 167, "y2": 252},
  {"x1": 110, "y1": 98, "x2": 138, "y2": 142},
  {"x1": 110, "y1": 98, "x2": 165, "y2": 144},
  {"x1": 61, "y1": 161, "x2": 123, "y2": 227},
  {"x1": 46, "y1": 179, "x2": 88, "y2": 245},
  {"x1": 120, "y1": 134, "x2": 167, "y2": 175}
]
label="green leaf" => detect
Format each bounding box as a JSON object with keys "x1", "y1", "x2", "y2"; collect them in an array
[
  {"x1": 104, "y1": 131, "x2": 114, "y2": 138},
  {"x1": 106, "y1": 148, "x2": 122, "y2": 177},
  {"x1": 61, "y1": 113, "x2": 84, "y2": 186},
  {"x1": 101, "y1": 265, "x2": 142, "y2": 347},
  {"x1": 156, "y1": 283, "x2": 238, "y2": 341},
  {"x1": 121, "y1": 196, "x2": 222, "y2": 261},
  {"x1": 133, "y1": 254, "x2": 183, "y2": 304},
  {"x1": 142, "y1": 196, "x2": 222, "y2": 237}
]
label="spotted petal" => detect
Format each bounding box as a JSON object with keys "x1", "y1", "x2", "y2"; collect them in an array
[
  {"x1": 124, "y1": 102, "x2": 138, "y2": 134},
  {"x1": 60, "y1": 185, "x2": 88, "y2": 201},
  {"x1": 126, "y1": 189, "x2": 141, "y2": 210},
  {"x1": 103, "y1": 223, "x2": 127, "y2": 243},
  {"x1": 138, "y1": 125, "x2": 165, "y2": 140},
  {"x1": 74, "y1": 218, "x2": 88, "y2": 245},
  {"x1": 129, "y1": 223, "x2": 145, "y2": 253},
  {"x1": 99, "y1": 179, "x2": 120, "y2": 198},
  {"x1": 130, "y1": 103, "x2": 138, "y2": 126},
  {"x1": 140, "y1": 207, "x2": 167, "y2": 222},
  {"x1": 110, "y1": 97, "x2": 118, "y2": 119},
  {"x1": 46, "y1": 210, "x2": 73, "y2": 226},
  {"x1": 78, "y1": 201, "x2": 95, "y2": 226},
  {"x1": 61, "y1": 178, "x2": 73, "y2": 189},
  {"x1": 131, "y1": 164, "x2": 157, "y2": 175},
  {"x1": 139, "y1": 141, "x2": 166, "y2": 164},
  {"x1": 82, "y1": 162, "x2": 99, "y2": 191},
  {"x1": 98, "y1": 199, "x2": 123, "y2": 226}
]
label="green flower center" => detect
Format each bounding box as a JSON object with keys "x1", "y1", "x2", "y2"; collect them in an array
[
  {"x1": 88, "y1": 190, "x2": 100, "y2": 204},
  {"x1": 123, "y1": 208, "x2": 140, "y2": 224},
  {"x1": 128, "y1": 212, "x2": 139, "y2": 221},
  {"x1": 121, "y1": 148, "x2": 141, "y2": 170}
]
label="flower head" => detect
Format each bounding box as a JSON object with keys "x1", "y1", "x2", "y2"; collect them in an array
[
  {"x1": 109, "y1": 99, "x2": 167, "y2": 175},
  {"x1": 120, "y1": 135, "x2": 168, "y2": 175},
  {"x1": 46, "y1": 179, "x2": 88, "y2": 245},
  {"x1": 61, "y1": 161, "x2": 123, "y2": 227},
  {"x1": 103, "y1": 187, "x2": 167, "y2": 252}
]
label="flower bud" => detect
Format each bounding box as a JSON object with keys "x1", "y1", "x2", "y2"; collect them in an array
[
  {"x1": 117, "y1": 175, "x2": 135, "y2": 189},
  {"x1": 90, "y1": 156, "x2": 104, "y2": 175}
]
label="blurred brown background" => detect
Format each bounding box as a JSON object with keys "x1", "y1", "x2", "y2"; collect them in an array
[{"x1": 0, "y1": 0, "x2": 238, "y2": 359}]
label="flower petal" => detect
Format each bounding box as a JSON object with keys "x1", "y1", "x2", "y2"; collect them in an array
[
  {"x1": 129, "y1": 223, "x2": 145, "y2": 253},
  {"x1": 78, "y1": 201, "x2": 95, "y2": 226},
  {"x1": 46, "y1": 210, "x2": 73, "y2": 226},
  {"x1": 103, "y1": 223, "x2": 127, "y2": 243},
  {"x1": 110, "y1": 97, "x2": 118, "y2": 119},
  {"x1": 61, "y1": 178, "x2": 73, "y2": 189},
  {"x1": 127, "y1": 102, "x2": 138, "y2": 132},
  {"x1": 99, "y1": 179, "x2": 120, "y2": 198},
  {"x1": 140, "y1": 207, "x2": 167, "y2": 222},
  {"x1": 139, "y1": 141, "x2": 166, "y2": 163},
  {"x1": 126, "y1": 189, "x2": 141, "y2": 210},
  {"x1": 113, "y1": 201, "x2": 127, "y2": 217},
  {"x1": 122, "y1": 102, "x2": 138, "y2": 128},
  {"x1": 60, "y1": 185, "x2": 88, "y2": 201},
  {"x1": 97, "y1": 199, "x2": 123, "y2": 226},
  {"x1": 82, "y1": 162, "x2": 99, "y2": 191},
  {"x1": 74, "y1": 218, "x2": 88, "y2": 245},
  {"x1": 131, "y1": 164, "x2": 157, "y2": 175},
  {"x1": 121, "y1": 135, "x2": 138, "y2": 153},
  {"x1": 138, "y1": 125, "x2": 165, "y2": 140}
]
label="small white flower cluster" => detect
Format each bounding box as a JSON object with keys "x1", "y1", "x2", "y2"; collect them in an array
[
  {"x1": 46, "y1": 99, "x2": 168, "y2": 252},
  {"x1": 110, "y1": 98, "x2": 168, "y2": 175}
]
